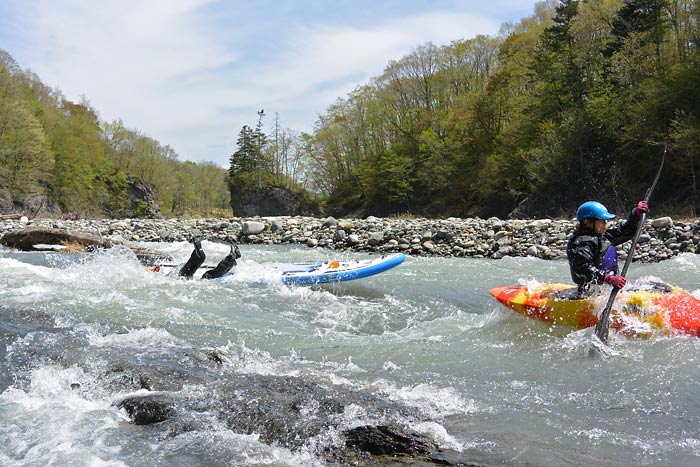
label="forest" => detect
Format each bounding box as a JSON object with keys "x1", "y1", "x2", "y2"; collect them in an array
[
  {"x1": 2, "y1": 0, "x2": 700, "y2": 220},
  {"x1": 0, "y1": 50, "x2": 230, "y2": 218},
  {"x1": 291, "y1": 0, "x2": 700, "y2": 218}
]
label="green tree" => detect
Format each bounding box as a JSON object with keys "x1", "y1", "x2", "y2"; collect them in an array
[{"x1": 0, "y1": 98, "x2": 53, "y2": 197}]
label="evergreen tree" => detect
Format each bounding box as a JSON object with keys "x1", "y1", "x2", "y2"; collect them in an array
[
  {"x1": 535, "y1": 0, "x2": 584, "y2": 111},
  {"x1": 229, "y1": 125, "x2": 258, "y2": 177},
  {"x1": 606, "y1": 0, "x2": 669, "y2": 58}
]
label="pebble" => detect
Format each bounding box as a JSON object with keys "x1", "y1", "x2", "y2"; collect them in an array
[{"x1": 1, "y1": 216, "x2": 699, "y2": 262}]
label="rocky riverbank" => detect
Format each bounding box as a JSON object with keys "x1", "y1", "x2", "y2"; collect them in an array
[{"x1": 1, "y1": 215, "x2": 699, "y2": 262}]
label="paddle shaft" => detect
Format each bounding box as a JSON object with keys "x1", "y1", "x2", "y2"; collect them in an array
[
  {"x1": 593, "y1": 211, "x2": 647, "y2": 342},
  {"x1": 158, "y1": 263, "x2": 216, "y2": 269},
  {"x1": 593, "y1": 147, "x2": 666, "y2": 344}
]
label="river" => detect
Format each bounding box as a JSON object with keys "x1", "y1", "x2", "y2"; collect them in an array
[{"x1": 1, "y1": 241, "x2": 699, "y2": 466}]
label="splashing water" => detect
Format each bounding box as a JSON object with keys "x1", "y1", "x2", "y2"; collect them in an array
[{"x1": 1, "y1": 244, "x2": 700, "y2": 466}]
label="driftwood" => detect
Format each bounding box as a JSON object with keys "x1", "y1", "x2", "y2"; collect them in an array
[
  {"x1": 0, "y1": 214, "x2": 24, "y2": 220},
  {"x1": 0, "y1": 226, "x2": 169, "y2": 265}
]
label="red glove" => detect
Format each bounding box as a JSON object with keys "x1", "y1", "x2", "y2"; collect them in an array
[
  {"x1": 633, "y1": 200, "x2": 649, "y2": 216},
  {"x1": 604, "y1": 275, "x2": 626, "y2": 289}
]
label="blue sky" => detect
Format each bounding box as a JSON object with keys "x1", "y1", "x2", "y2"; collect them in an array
[{"x1": 0, "y1": 0, "x2": 541, "y2": 167}]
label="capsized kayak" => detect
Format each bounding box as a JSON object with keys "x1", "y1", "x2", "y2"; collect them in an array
[
  {"x1": 152, "y1": 252, "x2": 405, "y2": 286},
  {"x1": 278, "y1": 252, "x2": 405, "y2": 286},
  {"x1": 489, "y1": 279, "x2": 700, "y2": 336}
]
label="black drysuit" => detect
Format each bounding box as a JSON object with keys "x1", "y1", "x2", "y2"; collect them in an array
[{"x1": 566, "y1": 211, "x2": 642, "y2": 296}]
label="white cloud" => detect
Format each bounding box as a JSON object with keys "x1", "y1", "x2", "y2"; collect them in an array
[
  {"x1": 199, "y1": 11, "x2": 503, "y2": 162},
  {"x1": 25, "y1": 0, "x2": 234, "y2": 127},
  {"x1": 260, "y1": 11, "x2": 500, "y2": 106},
  {"x1": 9, "y1": 1, "x2": 534, "y2": 166}
]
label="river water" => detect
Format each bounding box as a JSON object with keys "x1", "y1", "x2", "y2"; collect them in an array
[{"x1": 1, "y1": 241, "x2": 699, "y2": 466}]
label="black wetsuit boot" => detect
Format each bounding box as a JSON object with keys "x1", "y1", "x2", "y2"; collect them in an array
[
  {"x1": 202, "y1": 241, "x2": 240, "y2": 280},
  {"x1": 179, "y1": 237, "x2": 206, "y2": 278}
]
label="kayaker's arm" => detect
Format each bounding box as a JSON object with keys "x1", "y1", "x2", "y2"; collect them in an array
[{"x1": 606, "y1": 201, "x2": 648, "y2": 246}]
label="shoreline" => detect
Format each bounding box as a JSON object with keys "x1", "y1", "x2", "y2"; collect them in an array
[{"x1": 1, "y1": 215, "x2": 699, "y2": 263}]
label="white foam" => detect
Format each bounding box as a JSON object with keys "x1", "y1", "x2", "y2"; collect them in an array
[
  {"x1": 383, "y1": 361, "x2": 402, "y2": 371},
  {"x1": 156, "y1": 429, "x2": 325, "y2": 467},
  {"x1": 0, "y1": 365, "x2": 123, "y2": 466},
  {"x1": 518, "y1": 277, "x2": 545, "y2": 293},
  {"x1": 217, "y1": 259, "x2": 285, "y2": 285},
  {"x1": 0, "y1": 257, "x2": 55, "y2": 277},
  {"x1": 678, "y1": 437, "x2": 700, "y2": 456},
  {"x1": 88, "y1": 326, "x2": 182, "y2": 348},
  {"x1": 412, "y1": 421, "x2": 467, "y2": 451},
  {"x1": 369, "y1": 380, "x2": 479, "y2": 417},
  {"x1": 576, "y1": 427, "x2": 614, "y2": 441},
  {"x1": 2, "y1": 366, "x2": 96, "y2": 407},
  {"x1": 561, "y1": 327, "x2": 625, "y2": 358},
  {"x1": 670, "y1": 252, "x2": 700, "y2": 269}
]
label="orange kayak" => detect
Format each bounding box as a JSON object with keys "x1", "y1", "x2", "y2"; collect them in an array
[{"x1": 489, "y1": 282, "x2": 700, "y2": 336}]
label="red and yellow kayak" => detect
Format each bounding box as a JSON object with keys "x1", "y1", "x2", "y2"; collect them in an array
[{"x1": 489, "y1": 282, "x2": 700, "y2": 336}]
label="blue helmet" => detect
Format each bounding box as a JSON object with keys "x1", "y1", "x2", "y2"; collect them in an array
[{"x1": 576, "y1": 201, "x2": 615, "y2": 221}]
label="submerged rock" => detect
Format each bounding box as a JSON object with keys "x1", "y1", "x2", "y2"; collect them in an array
[
  {"x1": 343, "y1": 424, "x2": 437, "y2": 456},
  {"x1": 2, "y1": 313, "x2": 483, "y2": 466},
  {"x1": 338, "y1": 425, "x2": 482, "y2": 466},
  {"x1": 115, "y1": 392, "x2": 177, "y2": 425}
]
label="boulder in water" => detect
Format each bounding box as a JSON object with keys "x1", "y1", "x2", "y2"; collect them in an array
[
  {"x1": 115, "y1": 392, "x2": 176, "y2": 425},
  {"x1": 343, "y1": 425, "x2": 437, "y2": 456},
  {"x1": 0, "y1": 226, "x2": 113, "y2": 251},
  {"x1": 0, "y1": 226, "x2": 169, "y2": 265}
]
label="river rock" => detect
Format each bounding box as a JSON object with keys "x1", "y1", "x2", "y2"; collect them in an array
[
  {"x1": 368, "y1": 231, "x2": 384, "y2": 246},
  {"x1": 242, "y1": 221, "x2": 266, "y2": 235},
  {"x1": 112, "y1": 221, "x2": 129, "y2": 231},
  {"x1": 638, "y1": 233, "x2": 652, "y2": 244},
  {"x1": 0, "y1": 226, "x2": 169, "y2": 265},
  {"x1": 0, "y1": 226, "x2": 113, "y2": 251},
  {"x1": 158, "y1": 229, "x2": 176, "y2": 241},
  {"x1": 1, "y1": 215, "x2": 698, "y2": 263},
  {"x1": 322, "y1": 216, "x2": 338, "y2": 228},
  {"x1": 216, "y1": 221, "x2": 232, "y2": 231},
  {"x1": 115, "y1": 392, "x2": 176, "y2": 425},
  {"x1": 652, "y1": 217, "x2": 673, "y2": 228},
  {"x1": 333, "y1": 230, "x2": 347, "y2": 242},
  {"x1": 270, "y1": 219, "x2": 285, "y2": 233},
  {"x1": 347, "y1": 234, "x2": 361, "y2": 245},
  {"x1": 343, "y1": 425, "x2": 437, "y2": 456},
  {"x1": 494, "y1": 230, "x2": 509, "y2": 241}
]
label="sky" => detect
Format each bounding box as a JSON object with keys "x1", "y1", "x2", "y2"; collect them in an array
[{"x1": 0, "y1": 0, "x2": 541, "y2": 167}]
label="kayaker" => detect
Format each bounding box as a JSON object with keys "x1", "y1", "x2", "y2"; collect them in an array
[
  {"x1": 566, "y1": 200, "x2": 648, "y2": 297},
  {"x1": 149, "y1": 236, "x2": 241, "y2": 279}
]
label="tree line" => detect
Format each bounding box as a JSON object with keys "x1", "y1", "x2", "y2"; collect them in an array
[
  {"x1": 230, "y1": 0, "x2": 700, "y2": 217},
  {"x1": 0, "y1": 50, "x2": 230, "y2": 218},
  {"x1": 279, "y1": 0, "x2": 699, "y2": 218},
  {"x1": 4, "y1": 0, "x2": 699, "y2": 221}
]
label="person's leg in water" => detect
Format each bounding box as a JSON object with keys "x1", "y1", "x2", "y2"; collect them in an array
[
  {"x1": 202, "y1": 239, "x2": 241, "y2": 279},
  {"x1": 179, "y1": 236, "x2": 206, "y2": 278}
]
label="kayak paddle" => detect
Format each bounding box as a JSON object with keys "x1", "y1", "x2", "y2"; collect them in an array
[{"x1": 591, "y1": 145, "x2": 666, "y2": 349}]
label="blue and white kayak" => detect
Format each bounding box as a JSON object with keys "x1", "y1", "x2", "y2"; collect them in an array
[
  {"x1": 152, "y1": 252, "x2": 405, "y2": 286},
  {"x1": 277, "y1": 252, "x2": 405, "y2": 286}
]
